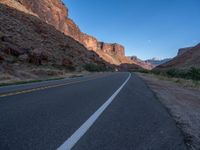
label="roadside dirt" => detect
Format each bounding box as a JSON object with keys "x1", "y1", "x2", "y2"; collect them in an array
[
  {"x1": 0, "y1": 64, "x2": 90, "y2": 85},
  {"x1": 137, "y1": 73, "x2": 200, "y2": 150}
]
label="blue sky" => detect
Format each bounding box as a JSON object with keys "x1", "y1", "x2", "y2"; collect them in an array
[{"x1": 64, "y1": 0, "x2": 200, "y2": 60}]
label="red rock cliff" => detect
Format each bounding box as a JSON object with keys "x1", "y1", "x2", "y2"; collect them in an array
[
  {"x1": 15, "y1": 0, "x2": 128, "y2": 65},
  {"x1": 98, "y1": 42, "x2": 125, "y2": 56}
]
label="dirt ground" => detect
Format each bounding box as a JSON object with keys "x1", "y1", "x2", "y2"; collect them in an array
[{"x1": 137, "y1": 73, "x2": 200, "y2": 150}]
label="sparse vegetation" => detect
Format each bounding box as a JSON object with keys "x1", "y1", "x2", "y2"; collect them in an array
[
  {"x1": 0, "y1": 77, "x2": 65, "y2": 87},
  {"x1": 136, "y1": 67, "x2": 200, "y2": 81},
  {"x1": 84, "y1": 64, "x2": 110, "y2": 72}
]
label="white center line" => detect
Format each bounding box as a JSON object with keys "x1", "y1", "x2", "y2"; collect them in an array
[{"x1": 57, "y1": 73, "x2": 131, "y2": 150}]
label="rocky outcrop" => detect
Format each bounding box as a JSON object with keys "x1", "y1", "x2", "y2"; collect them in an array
[
  {"x1": 12, "y1": 0, "x2": 131, "y2": 65},
  {"x1": 16, "y1": 0, "x2": 69, "y2": 34},
  {"x1": 98, "y1": 42, "x2": 125, "y2": 56},
  {"x1": 81, "y1": 34, "x2": 98, "y2": 51},
  {"x1": 177, "y1": 47, "x2": 193, "y2": 56}
]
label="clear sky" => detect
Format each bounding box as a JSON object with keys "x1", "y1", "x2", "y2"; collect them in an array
[{"x1": 64, "y1": 0, "x2": 200, "y2": 60}]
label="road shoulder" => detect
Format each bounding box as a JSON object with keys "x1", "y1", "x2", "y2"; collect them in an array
[{"x1": 137, "y1": 73, "x2": 200, "y2": 150}]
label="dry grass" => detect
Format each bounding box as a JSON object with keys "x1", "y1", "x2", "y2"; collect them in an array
[
  {"x1": 139, "y1": 73, "x2": 200, "y2": 90},
  {"x1": 137, "y1": 73, "x2": 200, "y2": 150},
  {"x1": 0, "y1": 64, "x2": 90, "y2": 86}
]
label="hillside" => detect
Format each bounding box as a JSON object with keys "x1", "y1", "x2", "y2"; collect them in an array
[
  {"x1": 157, "y1": 43, "x2": 200, "y2": 70},
  {"x1": 11, "y1": 0, "x2": 133, "y2": 65},
  {"x1": 0, "y1": 1, "x2": 113, "y2": 82},
  {"x1": 15, "y1": 0, "x2": 153, "y2": 69}
]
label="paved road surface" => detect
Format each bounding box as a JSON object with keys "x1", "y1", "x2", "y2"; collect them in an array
[{"x1": 0, "y1": 72, "x2": 187, "y2": 150}]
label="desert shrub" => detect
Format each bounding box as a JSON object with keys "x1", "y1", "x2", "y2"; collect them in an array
[
  {"x1": 84, "y1": 64, "x2": 108, "y2": 72},
  {"x1": 165, "y1": 68, "x2": 200, "y2": 81},
  {"x1": 187, "y1": 67, "x2": 200, "y2": 80},
  {"x1": 135, "y1": 69, "x2": 151, "y2": 73},
  {"x1": 151, "y1": 69, "x2": 162, "y2": 75},
  {"x1": 166, "y1": 69, "x2": 185, "y2": 78},
  {"x1": 65, "y1": 65, "x2": 76, "y2": 71}
]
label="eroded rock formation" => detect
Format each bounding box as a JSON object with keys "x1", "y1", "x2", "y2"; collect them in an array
[
  {"x1": 0, "y1": 1, "x2": 111, "y2": 72},
  {"x1": 13, "y1": 0, "x2": 131, "y2": 65},
  {"x1": 1, "y1": 0, "x2": 153, "y2": 70}
]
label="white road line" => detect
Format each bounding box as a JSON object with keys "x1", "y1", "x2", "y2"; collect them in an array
[{"x1": 57, "y1": 73, "x2": 131, "y2": 150}]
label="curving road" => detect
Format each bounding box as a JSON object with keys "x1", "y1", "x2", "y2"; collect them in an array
[{"x1": 0, "y1": 72, "x2": 187, "y2": 150}]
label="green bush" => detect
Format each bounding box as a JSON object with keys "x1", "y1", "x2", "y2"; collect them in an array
[
  {"x1": 135, "y1": 69, "x2": 151, "y2": 73},
  {"x1": 188, "y1": 67, "x2": 200, "y2": 80},
  {"x1": 165, "y1": 67, "x2": 200, "y2": 81},
  {"x1": 151, "y1": 69, "x2": 162, "y2": 75},
  {"x1": 166, "y1": 69, "x2": 186, "y2": 78},
  {"x1": 84, "y1": 64, "x2": 109, "y2": 72}
]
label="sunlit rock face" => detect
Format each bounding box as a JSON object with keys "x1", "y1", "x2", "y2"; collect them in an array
[
  {"x1": 81, "y1": 34, "x2": 99, "y2": 51},
  {"x1": 98, "y1": 42, "x2": 125, "y2": 56},
  {"x1": 81, "y1": 34, "x2": 125, "y2": 56},
  {"x1": 65, "y1": 18, "x2": 82, "y2": 42}
]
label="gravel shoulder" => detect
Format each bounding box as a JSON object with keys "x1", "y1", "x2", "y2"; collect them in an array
[{"x1": 137, "y1": 73, "x2": 200, "y2": 150}]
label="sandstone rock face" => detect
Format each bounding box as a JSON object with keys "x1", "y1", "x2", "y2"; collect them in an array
[
  {"x1": 81, "y1": 34, "x2": 98, "y2": 51},
  {"x1": 113, "y1": 44, "x2": 125, "y2": 56},
  {"x1": 1, "y1": 0, "x2": 37, "y2": 16},
  {"x1": 2, "y1": 0, "x2": 151, "y2": 70},
  {"x1": 0, "y1": 2, "x2": 110, "y2": 70},
  {"x1": 65, "y1": 19, "x2": 82, "y2": 41},
  {"x1": 16, "y1": 0, "x2": 68, "y2": 33},
  {"x1": 98, "y1": 43, "x2": 125, "y2": 56}
]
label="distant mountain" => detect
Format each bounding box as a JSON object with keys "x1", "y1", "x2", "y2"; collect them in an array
[
  {"x1": 128, "y1": 56, "x2": 154, "y2": 70},
  {"x1": 145, "y1": 58, "x2": 171, "y2": 66}
]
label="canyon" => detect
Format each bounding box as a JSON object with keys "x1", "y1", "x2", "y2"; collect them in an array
[
  {"x1": 14, "y1": 0, "x2": 133, "y2": 65},
  {"x1": 0, "y1": 0, "x2": 157, "y2": 84},
  {"x1": 0, "y1": 0, "x2": 115, "y2": 82},
  {"x1": 14, "y1": 0, "x2": 154, "y2": 68},
  {"x1": 0, "y1": 0, "x2": 150, "y2": 83}
]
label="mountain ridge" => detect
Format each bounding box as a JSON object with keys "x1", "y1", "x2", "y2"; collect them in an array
[{"x1": 156, "y1": 43, "x2": 200, "y2": 69}]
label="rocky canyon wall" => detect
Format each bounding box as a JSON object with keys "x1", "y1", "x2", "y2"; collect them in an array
[{"x1": 15, "y1": 0, "x2": 125, "y2": 64}]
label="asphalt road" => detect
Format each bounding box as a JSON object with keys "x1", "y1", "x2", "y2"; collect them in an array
[{"x1": 0, "y1": 72, "x2": 187, "y2": 150}]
